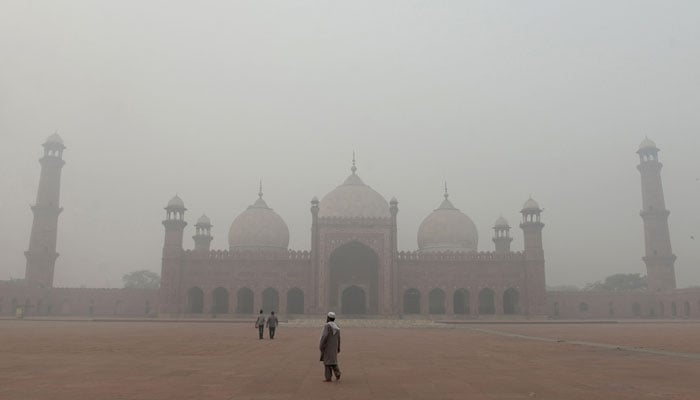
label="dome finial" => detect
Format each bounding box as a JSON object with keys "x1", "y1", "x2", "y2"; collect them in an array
[
  {"x1": 258, "y1": 179, "x2": 263, "y2": 199},
  {"x1": 444, "y1": 181, "x2": 449, "y2": 200},
  {"x1": 351, "y1": 151, "x2": 357, "y2": 174}
]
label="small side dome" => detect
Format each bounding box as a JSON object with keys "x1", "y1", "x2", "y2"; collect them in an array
[
  {"x1": 638, "y1": 137, "x2": 658, "y2": 151},
  {"x1": 494, "y1": 215, "x2": 509, "y2": 228},
  {"x1": 196, "y1": 214, "x2": 211, "y2": 226},
  {"x1": 522, "y1": 197, "x2": 540, "y2": 211},
  {"x1": 228, "y1": 190, "x2": 290, "y2": 252},
  {"x1": 417, "y1": 190, "x2": 478, "y2": 253},
  {"x1": 167, "y1": 195, "x2": 186, "y2": 209}
]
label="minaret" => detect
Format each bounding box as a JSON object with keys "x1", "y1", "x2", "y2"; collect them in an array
[
  {"x1": 160, "y1": 195, "x2": 187, "y2": 315},
  {"x1": 162, "y1": 195, "x2": 187, "y2": 256},
  {"x1": 637, "y1": 138, "x2": 676, "y2": 291},
  {"x1": 520, "y1": 197, "x2": 546, "y2": 315},
  {"x1": 25, "y1": 134, "x2": 66, "y2": 288},
  {"x1": 310, "y1": 195, "x2": 320, "y2": 314},
  {"x1": 492, "y1": 215, "x2": 512, "y2": 254},
  {"x1": 193, "y1": 214, "x2": 213, "y2": 252},
  {"x1": 389, "y1": 196, "x2": 399, "y2": 313}
]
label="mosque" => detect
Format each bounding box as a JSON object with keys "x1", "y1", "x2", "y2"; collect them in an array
[{"x1": 1, "y1": 135, "x2": 698, "y2": 320}]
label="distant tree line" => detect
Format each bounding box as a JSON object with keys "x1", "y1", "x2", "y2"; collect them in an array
[
  {"x1": 548, "y1": 273, "x2": 648, "y2": 292},
  {"x1": 122, "y1": 270, "x2": 160, "y2": 289}
]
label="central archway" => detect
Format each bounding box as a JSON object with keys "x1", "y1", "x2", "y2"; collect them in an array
[
  {"x1": 341, "y1": 285, "x2": 367, "y2": 314},
  {"x1": 212, "y1": 287, "x2": 229, "y2": 314},
  {"x1": 329, "y1": 241, "x2": 379, "y2": 315}
]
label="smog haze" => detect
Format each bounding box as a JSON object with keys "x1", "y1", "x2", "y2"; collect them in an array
[{"x1": 1, "y1": 1, "x2": 699, "y2": 288}]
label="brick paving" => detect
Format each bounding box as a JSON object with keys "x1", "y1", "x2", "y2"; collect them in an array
[{"x1": 1, "y1": 320, "x2": 699, "y2": 399}]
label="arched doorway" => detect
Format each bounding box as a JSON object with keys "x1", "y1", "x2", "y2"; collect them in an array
[
  {"x1": 236, "y1": 287, "x2": 254, "y2": 314},
  {"x1": 671, "y1": 302, "x2": 677, "y2": 317},
  {"x1": 453, "y1": 289, "x2": 470, "y2": 315},
  {"x1": 262, "y1": 288, "x2": 279, "y2": 313},
  {"x1": 287, "y1": 288, "x2": 304, "y2": 314},
  {"x1": 684, "y1": 301, "x2": 691, "y2": 317},
  {"x1": 503, "y1": 288, "x2": 519, "y2": 315},
  {"x1": 632, "y1": 302, "x2": 641, "y2": 317},
  {"x1": 341, "y1": 285, "x2": 367, "y2": 314},
  {"x1": 659, "y1": 302, "x2": 665, "y2": 316},
  {"x1": 187, "y1": 287, "x2": 204, "y2": 314},
  {"x1": 212, "y1": 287, "x2": 229, "y2": 314},
  {"x1": 113, "y1": 300, "x2": 123, "y2": 315},
  {"x1": 403, "y1": 288, "x2": 420, "y2": 314},
  {"x1": 478, "y1": 288, "x2": 495, "y2": 315},
  {"x1": 429, "y1": 288, "x2": 446, "y2": 314},
  {"x1": 329, "y1": 242, "x2": 379, "y2": 314}
]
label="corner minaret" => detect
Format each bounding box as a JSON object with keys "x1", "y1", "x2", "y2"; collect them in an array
[
  {"x1": 162, "y1": 195, "x2": 187, "y2": 257},
  {"x1": 492, "y1": 215, "x2": 512, "y2": 254},
  {"x1": 25, "y1": 134, "x2": 66, "y2": 288},
  {"x1": 637, "y1": 138, "x2": 676, "y2": 291},
  {"x1": 193, "y1": 214, "x2": 213, "y2": 252},
  {"x1": 160, "y1": 195, "x2": 187, "y2": 315},
  {"x1": 520, "y1": 197, "x2": 546, "y2": 315}
]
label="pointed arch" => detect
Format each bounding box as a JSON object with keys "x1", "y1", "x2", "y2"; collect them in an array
[
  {"x1": 212, "y1": 287, "x2": 229, "y2": 314},
  {"x1": 503, "y1": 288, "x2": 520, "y2": 315},
  {"x1": 453, "y1": 289, "x2": 470, "y2": 315},
  {"x1": 429, "y1": 288, "x2": 446, "y2": 315},
  {"x1": 403, "y1": 288, "x2": 421, "y2": 314},
  {"x1": 187, "y1": 287, "x2": 204, "y2": 314},
  {"x1": 286, "y1": 288, "x2": 304, "y2": 314},
  {"x1": 236, "y1": 287, "x2": 254, "y2": 314},
  {"x1": 478, "y1": 288, "x2": 495, "y2": 315},
  {"x1": 262, "y1": 288, "x2": 279, "y2": 314}
]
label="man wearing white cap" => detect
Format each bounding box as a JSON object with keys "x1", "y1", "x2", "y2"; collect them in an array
[{"x1": 319, "y1": 311, "x2": 341, "y2": 382}]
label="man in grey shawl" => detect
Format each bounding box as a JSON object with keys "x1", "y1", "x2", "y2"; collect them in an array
[{"x1": 319, "y1": 311, "x2": 341, "y2": 382}]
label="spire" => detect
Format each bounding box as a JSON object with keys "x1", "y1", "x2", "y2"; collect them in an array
[
  {"x1": 437, "y1": 183, "x2": 457, "y2": 210},
  {"x1": 252, "y1": 181, "x2": 270, "y2": 209},
  {"x1": 351, "y1": 151, "x2": 357, "y2": 174}
]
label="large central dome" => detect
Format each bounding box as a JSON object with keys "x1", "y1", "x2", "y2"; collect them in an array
[{"x1": 318, "y1": 160, "x2": 390, "y2": 219}]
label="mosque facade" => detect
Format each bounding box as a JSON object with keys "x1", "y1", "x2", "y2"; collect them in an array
[{"x1": 0, "y1": 136, "x2": 698, "y2": 320}]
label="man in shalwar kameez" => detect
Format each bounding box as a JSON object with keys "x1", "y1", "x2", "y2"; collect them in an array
[{"x1": 319, "y1": 311, "x2": 341, "y2": 382}]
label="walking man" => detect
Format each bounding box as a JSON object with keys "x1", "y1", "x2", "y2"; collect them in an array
[
  {"x1": 255, "y1": 310, "x2": 266, "y2": 340},
  {"x1": 319, "y1": 311, "x2": 341, "y2": 382},
  {"x1": 267, "y1": 311, "x2": 279, "y2": 339}
]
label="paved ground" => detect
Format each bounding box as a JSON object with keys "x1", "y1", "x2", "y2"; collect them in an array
[{"x1": 1, "y1": 320, "x2": 700, "y2": 399}]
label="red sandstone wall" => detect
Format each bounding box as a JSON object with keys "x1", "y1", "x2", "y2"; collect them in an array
[
  {"x1": 397, "y1": 252, "x2": 531, "y2": 316},
  {"x1": 0, "y1": 283, "x2": 158, "y2": 317},
  {"x1": 547, "y1": 291, "x2": 656, "y2": 319},
  {"x1": 166, "y1": 250, "x2": 313, "y2": 316}
]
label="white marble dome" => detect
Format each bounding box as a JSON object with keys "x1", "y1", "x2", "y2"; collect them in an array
[
  {"x1": 417, "y1": 192, "x2": 478, "y2": 253},
  {"x1": 318, "y1": 165, "x2": 390, "y2": 219},
  {"x1": 228, "y1": 192, "x2": 289, "y2": 252}
]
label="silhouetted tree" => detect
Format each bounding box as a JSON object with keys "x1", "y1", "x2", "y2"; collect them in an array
[
  {"x1": 585, "y1": 273, "x2": 647, "y2": 291},
  {"x1": 122, "y1": 270, "x2": 160, "y2": 289},
  {"x1": 547, "y1": 284, "x2": 581, "y2": 292}
]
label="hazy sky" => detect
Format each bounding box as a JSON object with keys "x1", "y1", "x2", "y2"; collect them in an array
[{"x1": 1, "y1": 1, "x2": 699, "y2": 288}]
